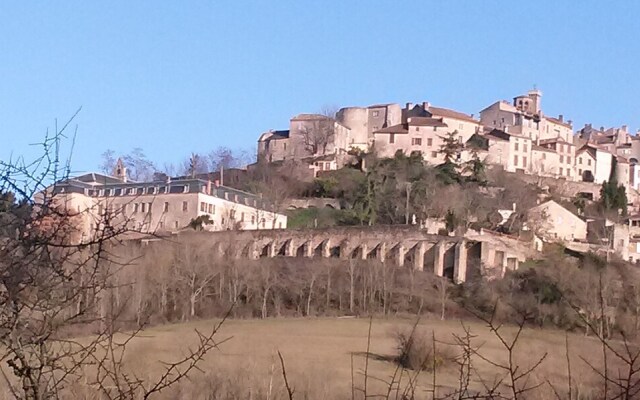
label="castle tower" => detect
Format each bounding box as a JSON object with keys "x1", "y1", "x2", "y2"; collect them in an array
[{"x1": 113, "y1": 158, "x2": 127, "y2": 182}]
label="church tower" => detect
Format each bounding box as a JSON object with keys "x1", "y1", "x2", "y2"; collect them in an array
[{"x1": 113, "y1": 158, "x2": 128, "y2": 182}]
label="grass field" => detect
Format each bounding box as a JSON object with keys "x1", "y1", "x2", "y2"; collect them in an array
[{"x1": 104, "y1": 316, "x2": 607, "y2": 399}]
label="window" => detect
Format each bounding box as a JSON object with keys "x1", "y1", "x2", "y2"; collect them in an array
[
  {"x1": 567, "y1": 169, "x2": 571, "y2": 177},
  {"x1": 579, "y1": 169, "x2": 582, "y2": 175},
  {"x1": 133, "y1": 203, "x2": 139, "y2": 213},
  {"x1": 208, "y1": 204, "x2": 213, "y2": 214},
  {"x1": 148, "y1": 202, "x2": 153, "y2": 213},
  {"x1": 578, "y1": 158, "x2": 582, "y2": 165},
  {"x1": 542, "y1": 153, "x2": 546, "y2": 160},
  {"x1": 431, "y1": 151, "x2": 438, "y2": 158},
  {"x1": 183, "y1": 185, "x2": 189, "y2": 193},
  {"x1": 559, "y1": 155, "x2": 564, "y2": 163},
  {"x1": 559, "y1": 167, "x2": 563, "y2": 175},
  {"x1": 200, "y1": 202, "x2": 206, "y2": 212},
  {"x1": 372, "y1": 110, "x2": 379, "y2": 117},
  {"x1": 163, "y1": 202, "x2": 169, "y2": 212},
  {"x1": 567, "y1": 156, "x2": 571, "y2": 164},
  {"x1": 427, "y1": 138, "x2": 433, "y2": 147},
  {"x1": 141, "y1": 203, "x2": 146, "y2": 213},
  {"x1": 514, "y1": 155, "x2": 518, "y2": 166},
  {"x1": 389, "y1": 134, "x2": 395, "y2": 144},
  {"x1": 174, "y1": 221, "x2": 179, "y2": 229},
  {"x1": 230, "y1": 210, "x2": 236, "y2": 219},
  {"x1": 128, "y1": 188, "x2": 136, "y2": 195},
  {"x1": 588, "y1": 159, "x2": 592, "y2": 166},
  {"x1": 523, "y1": 156, "x2": 527, "y2": 166},
  {"x1": 107, "y1": 189, "x2": 114, "y2": 196},
  {"x1": 411, "y1": 138, "x2": 422, "y2": 146},
  {"x1": 182, "y1": 201, "x2": 188, "y2": 212},
  {"x1": 433, "y1": 126, "x2": 437, "y2": 132},
  {"x1": 523, "y1": 144, "x2": 528, "y2": 152},
  {"x1": 241, "y1": 212, "x2": 245, "y2": 222},
  {"x1": 261, "y1": 218, "x2": 266, "y2": 228},
  {"x1": 416, "y1": 127, "x2": 420, "y2": 132},
  {"x1": 158, "y1": 221, "x2": 164, "y2": 229},
  {"x1": 251, "y1": 215, "x2": 256, "y2": 224},
  {"x1": 514, "y1": 143, "x2": 519, "y2": 151}
]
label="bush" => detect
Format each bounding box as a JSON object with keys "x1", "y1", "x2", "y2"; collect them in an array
[{"x1": 393, "y1": 328, "x2": 453, "y2": 371}]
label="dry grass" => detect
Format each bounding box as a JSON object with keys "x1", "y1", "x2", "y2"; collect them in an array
[{"x1": 0, "y1": 317, "x2": 610, "y2": 399}]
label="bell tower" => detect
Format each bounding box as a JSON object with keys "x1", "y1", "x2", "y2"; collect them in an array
[{"x1": 113, "y1": 158, "x2": 128, "y2": 182}]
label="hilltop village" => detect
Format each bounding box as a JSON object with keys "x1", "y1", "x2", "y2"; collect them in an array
[
  {"x1": 255, "y1": 88, "x2": 640, "y2": 264},
  {"x1": 43, "y1": 88, "x2": 640, "y2": 282}
]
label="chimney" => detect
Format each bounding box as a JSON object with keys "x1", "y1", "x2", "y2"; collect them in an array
[
  {"x1": 405, "y1": 102, "x2": 413, "y2": 110},
  {"x1": 623, "y1": 125, "x2": 628, "y2": 132},
  {"x1": 207, "y1": 180, "x2": 212, "y2": 195},
  {"x1": 422, "y1": 101, "x2": 430, "y2": 110},
  {"x1": 600, "y1": 126, "x2": 605, "y2": 132},
  {"x1": 214, "y1": 179, "x2": 220, "y2": 188},
  {"x1": 558, "y1": 114, "x2": 563, "y2": 122}
]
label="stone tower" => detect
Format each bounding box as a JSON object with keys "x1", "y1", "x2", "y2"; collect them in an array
[{"x1": 113, "y1": 158, "x2": 127, "y2": 182}]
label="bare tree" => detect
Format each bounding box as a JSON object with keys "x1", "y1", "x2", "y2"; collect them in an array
[{"x1": 0, "y1": 117, "x2": 227, "y2": 399}]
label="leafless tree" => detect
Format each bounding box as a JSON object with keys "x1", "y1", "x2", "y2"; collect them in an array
[{"x1": 0, "y1": 116, "x2": 227, "y2": 399}]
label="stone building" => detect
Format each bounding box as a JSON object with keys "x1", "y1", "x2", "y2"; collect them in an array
[
  {"x1": 372, "y1": 117, "x2": 449, "y2": 161},
  {"x1": 527, "y1": 200, "x2": 587, "y2": 243},
  {"x1": 43, "y1": 162, "x2": 287, "y2": 242},
  {"x1": 575, "y1": 143, "x2": 613, "y2": 184},
  {"x1": 257, "y1": 113, "x2": 352, "y2": 166},
  {"x1": 479, "y1": 89, "x2": 573, "y2": 142},
  {"x1": 538, "y1": 137, "x2": 576, "y2": 180}
]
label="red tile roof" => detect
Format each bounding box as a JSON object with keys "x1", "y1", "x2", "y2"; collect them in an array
[
  {"x1": 373, "y1": 123, "x2": 409, "y2": 134},
  {"x1": 407, "y1": 117, "x2": 448, "y2": 127},
  {"x1": 428, "y1": 106, "x2": 479, "y2": 123}
]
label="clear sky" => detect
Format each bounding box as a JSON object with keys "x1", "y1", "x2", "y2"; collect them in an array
[{"x1": 2, "y1": 1, "x2": 639, "y2": 174}]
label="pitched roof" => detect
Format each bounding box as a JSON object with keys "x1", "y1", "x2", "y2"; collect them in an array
[
  {"x1": 428, "y1": 106, "x2": 479, "y2": 123},
  {"x1": 291, "y1": 113, "x2": 332, "y2": 121},
  {"x1": 373, "y1": 123, "x2": 409, "y2": 134},
  {"x1": 407, "y1": 117, "x2": 448, "y2": 127},
  {"x1": 531, "y1": 144, "x2": 556, "y2": 153},
  {"x1": 479, "y1": 100, "x2": 518, "y2": 114},
  {"x1": 545, "y1": 116, "x2": 572, "y2": 128},
  {"x1": 258, "y1": 130, "x2": 290, "y2": 142},
  {"x1": 484, "y1": 128, "x2": 528, "y2": 141},
  {"x1": 484, "y1": 129, "x2": 511, "y2": 142},
  {"x1": 538, "y1": 137, "x2": 574, "y2": 146}
]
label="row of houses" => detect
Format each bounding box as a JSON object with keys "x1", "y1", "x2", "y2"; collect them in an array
[{"x1": 257, "y1": 89, "x2": 640, "y2": 191}]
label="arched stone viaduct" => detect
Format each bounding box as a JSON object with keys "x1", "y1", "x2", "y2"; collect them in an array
[{"x1": 145, "y1": 226, "x2": 532, "y2": 283}]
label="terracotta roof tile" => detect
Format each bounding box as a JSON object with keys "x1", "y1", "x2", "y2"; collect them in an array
[{"x1": 428, "y1": 106, "x2": 479, "y2": 124}]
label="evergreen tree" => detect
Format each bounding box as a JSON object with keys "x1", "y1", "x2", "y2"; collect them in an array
[
  {"x1": 463, "y1": 149, "x2": 487, "y2": 184},
  {"x1": 436, "y1": 130, "x2": 464, "y2": 184}
]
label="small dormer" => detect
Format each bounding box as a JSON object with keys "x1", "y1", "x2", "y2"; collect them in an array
[{"x1": 113, "y1": 158, "x2": 127, "y2": 182}]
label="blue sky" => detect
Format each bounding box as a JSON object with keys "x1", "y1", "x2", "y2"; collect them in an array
[{"x1": 2, "y1": 1, "x2": 639, "y2": 174}]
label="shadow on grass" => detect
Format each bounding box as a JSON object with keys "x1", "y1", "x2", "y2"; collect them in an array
[{"x1": 351, "y1": 351, "x2": 396, "y2": 364}]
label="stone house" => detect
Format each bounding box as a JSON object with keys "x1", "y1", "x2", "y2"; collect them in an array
[
  {"x1": 530, "y1": 144, "x2": 559, "y2": 177},
  {"x1": 336, "y1": 103, "x2": 402, "y2": 149},
  {"x1": 480, "y1": 88, "x2": 573, "y2": 142},
  {"x1": 43, "y1": 165, "x2": 287, "y2": 243},
  {"x1": 527, "y1": 200, "x2": 587, "y2": 243},
  {"x1": 538, "y1": 137, "x2": 576, "y2": 180},
  {"x1": 372, "y1": 117, "x2": 449, "y2": 162},
  {"x1": 576, "y1": 144, "x2": 613, "y2": 184},
  {"x1": 258, "y1": 114, "x2": 353, "y2": 164}
]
